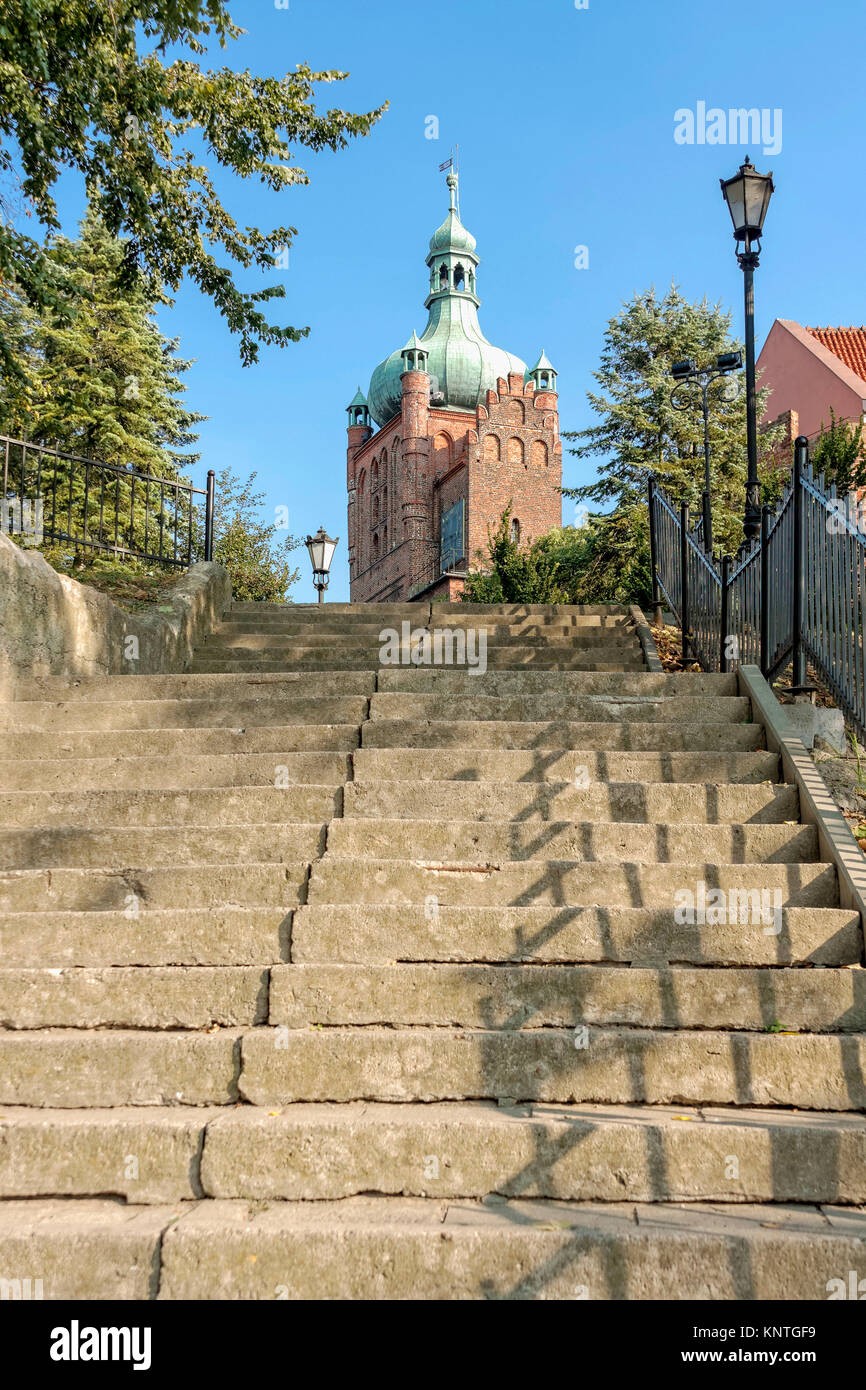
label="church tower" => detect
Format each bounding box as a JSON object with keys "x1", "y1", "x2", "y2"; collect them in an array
[{"x1": 346, "y1": 171, "x2": 562, "y2": 602}]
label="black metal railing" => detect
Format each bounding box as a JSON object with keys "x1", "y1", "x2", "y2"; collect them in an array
[
  {"x1": 649, "y1": 436, "x2": 866, "y2": 736},
  {"x1": 0, "y1": 435, "x2": 214, "y2": 568}
]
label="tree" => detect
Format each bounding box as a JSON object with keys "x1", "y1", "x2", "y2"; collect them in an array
[
  {"x1": 194, "y1": 466, "x2": 302, "y2": 602},
  {"x1": 4, "y1": 210, "x2": 204, "y2": 476},
  {"x1": 533, "y1": 511, "x2": 653, "y2": 608},
  {"x1": 562, "y1": 284, "x2": 784, "y2": 585},
  {"x1": 0, "y1": 0, "x2": 386, "y2": 377},
  {"x1": 462, "y1": 506, "x2": 568, "y2": 605},
  {"x1": 812, "y1": 409, "x2": 866, "y2": 495}
]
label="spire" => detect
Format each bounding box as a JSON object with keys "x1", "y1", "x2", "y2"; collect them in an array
[{"x1": 345, "y1": 385, "x2": 370, "y2": 428}]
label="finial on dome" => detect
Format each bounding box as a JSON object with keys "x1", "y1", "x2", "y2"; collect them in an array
[{"x1": 447, "y1": 169, "x2": 458, "y2": 212}]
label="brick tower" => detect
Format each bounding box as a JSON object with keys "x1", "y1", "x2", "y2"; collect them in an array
[{"x1": 346, "y1": 171, "x2": 562, "y2": 602}]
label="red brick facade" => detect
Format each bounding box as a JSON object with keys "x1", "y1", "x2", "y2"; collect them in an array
[{"x1": 348, "y1": 370, "x2": 562, "y2": 602}]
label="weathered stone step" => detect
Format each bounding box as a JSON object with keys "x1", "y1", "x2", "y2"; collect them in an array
[
  {"x1": 0, "y1": 696, "x2": 369, "y2": 731},
  {"x1": 189, "y1": 652, "x2": 645, "y2": 673},
  {"x1": 1, "y1": 751, "x2": 349, "y2": 792},
  {"x1": 306, "y1": 857, "x2": 837, "y2": 908},
  {"x1": 0, "y1": 864, "x2": 304, "y2": 913},
  {"x1": 326, "y1": 819, "x2": 815, "y2": 864},
  {"x1": 239, "y1": 1026, "x2": 866, "y2": 1109},
  {"x1": 0, "y1": 1108, "x2": 219, "y2": 1202},
  {"x1": 0, "y1": 967, "x2": 269, "y2": 1028},
  {"x1": 342, "y1": 780, "x2": 796, "y2": 823},
  {"x1": 0, "y1": 785, "x2": 340, "y2": 827},
  {"x1": 4, "y1": 1103, "x2": 866, "y2": 1207},
  {"x1": 352, "y1": 748, "x2": 779, "y2": 785},
  {"x1": 10, "y1": 671, "x2": 375, "y2": 703},
  {"x1": 0, "y1": 1029, "x2": 242, "y2": 1107},
  {"x1": 198, "y1": 1102, "x2": 866, "y2": 1205},
  {"x1": 0, "y1": 823, "x2": 323, "y2": 870},
  {"x1": 0, "y1": 906, "x2": 292, "y2": 966},
  {"x1": 441, "y1": 602, "x2": 631, "y2": 617},
  {"x1": 201, "y1": 628, "x2": 639, "y2": 650},
  {"x1": 376, "y1": 670, "x2": 739, "y2": 695},
  {"x1": 270, "y1": 962, "x2": 866, "y2": 1033},
  {"x1": 291, "y1": 903, "x2": 861, "y2": 966},
  {"x1": 0, "y1": 724, "x2": 360, "y2": 760},
  {"x1": 216, "y1": 614, "x2": 632, "y2": 634},
  {"x1": 1, "y1": 1194, "x2": 863, "y2": 1300},
  {"x1": 361, "y1": 719, "x2": 765, "y2": 752},
  {"x1": 369, "y1": 692, "x2": 751, "y2": 723}
]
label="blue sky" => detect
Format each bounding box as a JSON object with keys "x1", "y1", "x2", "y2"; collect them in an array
[{"x1": 49, "y1": 0, "x2": 864, "y2": 599}]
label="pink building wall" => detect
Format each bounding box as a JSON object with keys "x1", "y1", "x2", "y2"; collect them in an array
[{"x1": 758, "y1": 319, "x2": 866, "y2": 438}]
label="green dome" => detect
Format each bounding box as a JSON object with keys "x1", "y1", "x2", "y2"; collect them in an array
[{"x1": 368, "y1": 171, "x2": 526, "y2": 427}]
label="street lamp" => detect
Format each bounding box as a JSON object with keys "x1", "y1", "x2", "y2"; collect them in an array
[
  {"x1": 669, "y1": 352, "x2": 743, "y2": 555},
  {"x1": 305, "y1": 526, "x2": 339, "y2": 604},
  {"x1": 720, "y1": 157, "x2": 775, "y2": 546}
]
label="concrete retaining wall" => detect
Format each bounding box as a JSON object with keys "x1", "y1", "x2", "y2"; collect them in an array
[{"x1": 0, "y1": 533, "x2": 231, "y2": 699}]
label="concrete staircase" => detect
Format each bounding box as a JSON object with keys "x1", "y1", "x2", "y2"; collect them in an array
[{"x1": 1, "y1": 600, "x2": 865, "y2": 1300}]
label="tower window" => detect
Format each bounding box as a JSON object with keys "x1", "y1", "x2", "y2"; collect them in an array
[
  {"x1": 439, "y1": 263, "x2": 449, "y2": 289},
  {"x1": 454, "y1": 263, "x2": 465, "y2": 291},
  {"x1": 511, "y1": 518, "x2": 521, "y2": 545}
]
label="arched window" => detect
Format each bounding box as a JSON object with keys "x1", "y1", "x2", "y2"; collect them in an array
[
  {"x1": 507, "y1": 436, "x2": 524, "y2": 466},
  {"x1": 372, "y1": 495, "x2": 379, "y2": 524},
  {"x1": 506, "y1": 399, "x2": 525, "y2": 425},
  {"x1": 383, "y1": 525, "x2": 388, "y2": 551},
  {"x1": 453, "y1": 263, "x2": 465, "y2": 291},
  {"x1": 439, "y1": 263, "x2": 449, "y2": 289},
  {"x1": 357, "y1": 469, "x2": 366, "y2": 495},
  {"x1": 510, "y1": 518, "x2": 521, "y2": 545},
  {"x1": 372, "y1": 460, "x2": 379, "y2": 488},
  {"x1": 432, "y1": 432, "x2": 453, "y2": 469},
  {"x1": 483, "y1": 434, "x2": 501, "y2": 463},
  {"x1": 531, "y1": 439, "x2": 549, "y2": 468},
  {"x1": 372, "y1": 533, "x2": 379, "y2": 560}
]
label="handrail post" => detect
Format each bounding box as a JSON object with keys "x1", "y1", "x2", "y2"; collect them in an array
[
  {"x1": 680, "y1": 500, "x2": 690, "y2": 667},
  {"x1": 720, "y1": 554, "x2": 731, "y2": 672},
  {"x1": 204, "y1": 469, "x2": 215, "y2": 562},
  {"x1": 760, "y1": 504, "x2": 771, "y2": 676},
  {"x1": 792, "y1": 437, "x2": 807, "y2": 688},
  {"x1": 647, "y1": 476, "x2": 663, "y2": 627}
]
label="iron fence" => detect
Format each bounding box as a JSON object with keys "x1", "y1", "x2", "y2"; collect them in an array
[
  {"x1": 649, "y1": 436, "x2": 866, "y2": 737},
  {"x1": 0, "y1": 435, "x2": 214, "y2": 568}
]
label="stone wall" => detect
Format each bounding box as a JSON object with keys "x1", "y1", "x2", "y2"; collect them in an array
[{"x1": 0, "y1": 532, "x2": 231, "y2": 700}]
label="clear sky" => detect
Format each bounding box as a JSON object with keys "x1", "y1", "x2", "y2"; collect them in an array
[{"x1": 49, "y1": 0, "x2": 863, "y2": 600}]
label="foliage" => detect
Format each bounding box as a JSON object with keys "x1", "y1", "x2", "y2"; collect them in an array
[
  {"x1": 533, "y1": 510, "x2": 653, "y2": 608},
  {"x1": 811, "y1": 409, "x2": 866, "y2": 495},
  {"x1": 0, "y1": 0, "x2": 386, "y2": 377},
  {"x1": 562, "y1": 284, "x2": 785, "y2": 578},
  {"x1": 194, "y1": 465, "x2": 302, "y2": 602},
  {"x1": 462, "y1": 506, "x2": 568, "y2": 604}
]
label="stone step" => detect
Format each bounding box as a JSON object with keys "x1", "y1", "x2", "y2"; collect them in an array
[
  {"x1": 188, "y1": 652, "x2": 646, "y2": 673},
  {"x1": 0, "y1": 906, "x2": 293, "y2": 966},
  {"x1": 0, "y1": 724, "x2": 360, "y2": 760},
  {"x1": 0, "y1": 1029, "x2": 242, "y2": 1107},
  {"x1": 0, "y1": 864, "x2": 304, "y2": 913},
  {"x1": 440, "y1": 603, "x2": 631, "y2": 617},
  {"x1": 360, "y1": 719, "x2": 765, "y2": 752},
  {"x1": 0, "y1": 751, "x2": 350, "y2": 792},
  {"x1": 0, "y1": 696, "x2": 369, "y2": 731},
  {"x1": 369, "y1": 693, "x2": 751, "y2": 723},
  {"x1": 0, "y1": 967, "x2": 269, "y2": 1028},
  {"x1": 351, "y1": 748, "x2": 780, "y2": 785},
  {"x1": 200, "y1": 629, "x2": 639, "y2": 650},
  {"x1": 376, "y1": 670, "x2": 739, "y2": 695},
  {"x1": 0, "y1": 823, "x2": 324, "y2": 870},
  {"x1": 342, "y1": 780, "x2": 797, "y2": 823},
  {"x1": 306, "y1": 858, "x2": 837, "y2": 908},
  {"x1": 269, "y1": 962, "x2": 866, "y2": 1033},
  {"x1": 216, "y1": 614, "x2": 633, "y2": 634},
  {"x1": 197, "y1": 1102, "x2": 866, "y2": 1205},
  {"x1": 238, "y1": 1025, "x2": 866, "y2": 1109},
  {"x1": 291, "y1": 904, "x2": 861, "y2": 966},
  {"x1": 3, "y1": 1103, "x2": 866, "y2": 1207},
  {"x1": 11, "y1": 671, "x2": 376, "y2": 702},
  {"x1": 325, "y1": 818, "x2": 815, "y2": 864},
  {"x1": 0, "y1": 785, "x2": 340, "y2": 827},
  {"x1": 1, "y1": 1194, "x2": 863, "y2": 1300}
]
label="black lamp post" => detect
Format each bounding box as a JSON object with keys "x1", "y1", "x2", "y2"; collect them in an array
[
  {"x1": 305, "y1": 526, "x2": 339, "y2": 604},
  {"x1": 720, "y1": 157, "x2": 775, "y2": 546},
  {"x1": 670, "y1": 351, "x2": 743, "y2": 555}
]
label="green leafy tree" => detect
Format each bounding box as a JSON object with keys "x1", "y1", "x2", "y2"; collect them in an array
[
  {"x1": 533, "y1": 511, "x2": 653, "y2": 608},
  {"x1": 462, "y1": 506, "x2": 568, "y2": 604},
  {"x1": 0, "y1": 0, "x2": 386, "y2": 377},
  {"x1": 562, "y1": 284, "x2": 784, "y2": 596},
  {"x1": 195, "y1": 466, "x2": 302, "y2": 601},
  {"x1": 811, "y1": 409, "x2": 866, "y2": 495}
]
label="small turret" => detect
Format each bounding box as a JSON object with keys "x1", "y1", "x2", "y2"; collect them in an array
[
  {"x1": 346, "y1": 386, "x2": 371, "y2": 429},
  {"x1": 527, "y1": 350, "x2": 558, "y2": 395},
  {"x1": 401, "y1": 331, "x2": 429, "y2": 374}
]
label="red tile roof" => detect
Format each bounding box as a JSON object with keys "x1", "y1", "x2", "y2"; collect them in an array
[{"x1": 806, "y1": 326, "x2": 866, "y2": 382}]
